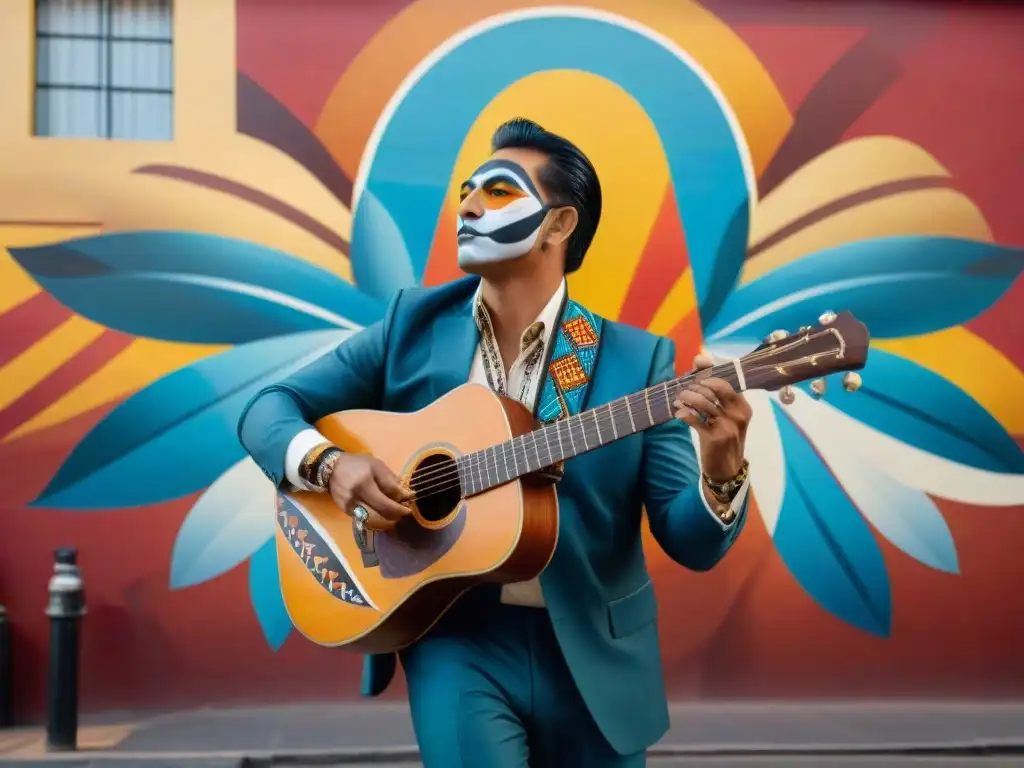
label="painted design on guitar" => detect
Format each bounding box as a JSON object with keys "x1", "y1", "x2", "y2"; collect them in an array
[
  {"x1": 276, "y1": 495, "x2": 376, "y2": 610},
  {"x1": 375, "y1": 500, "x2": 468, "y2": 579},
  {"x1": 537, "y1": 300, "x2": 603, "y2": 424}
]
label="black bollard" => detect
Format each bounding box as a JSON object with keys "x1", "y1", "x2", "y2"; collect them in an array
[
  {"x1": 0, "y1": 604, "x2": 11, "y2": 727},
  {"x1": 45, "y1": 547, "x2": 86, "y2": 752}
]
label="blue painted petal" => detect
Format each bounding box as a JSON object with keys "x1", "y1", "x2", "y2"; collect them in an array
[
  {"x1": 33, "y1": 329, "x2": 351, "y2": 509},
  {"x1": 803, "y1": 348, "x2": 1024, "y2": 474},
  {"x1": 350, "y1": 189, "x2": 417, "y2": 301},
  {"x1": 772, "y1": 402, "x2": 892, "y2": 637},
  {"x1": 248, "y1": 537, "x2": 292, "y2": 651},
  {"x1": 169, "y1": 459, "x2": 276, "y2": 589},
  {"x1": 705, "y1": 236, "x2": 1024, "y2": 343},
  {"x1": 784, "y1": 391, "x2": 958, "y2": 574},
  {"x1": 699, "y1": 202, "x2": 750, "y2": 327},
  {"x1": 8, "y1": 231, "x2": 384, "y2": 344},
  {"x1": 356, "y1": 14, "x2": 751, "y2": 317}
]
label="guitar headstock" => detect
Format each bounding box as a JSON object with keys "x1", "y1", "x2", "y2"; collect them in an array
[{"x1": 739, "y1": 311, "x2": 870, "y2": 400}]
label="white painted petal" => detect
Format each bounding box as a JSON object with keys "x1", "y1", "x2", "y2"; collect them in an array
[
  {"x1": 784, "y1": 390, "x2": 1024, "y2": 507},
  {"x1": 169, "y1": 458, "x2": 275, "y2": 589},
  {"x1": 785, "y1": 390, "x2": 958, "y2": 573},
  {"x1": 742, "y1": 390, "x2": 786, "y2": 536}
]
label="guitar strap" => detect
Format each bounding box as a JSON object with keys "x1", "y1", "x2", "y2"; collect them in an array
[
  {"x1": 537, "y1": 298, "x2": 603, "y2": 422},
  {"x1": 534, "y1": 299, "x2": 603, "y2": 482}
]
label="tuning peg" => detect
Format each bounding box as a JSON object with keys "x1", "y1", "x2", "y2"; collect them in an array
[
  {"x1": 765, "y1": 329, "x2": 788, "y2": 344},
  {"x1": 842, "y1": 372, "x2": 862, "y2": 392},
  {"x1": 799, "y1": 326, "x2": 812, "y2": 333},
  {"x1": 818, "y1": 310, "x2": 837, "y2": 325},
  {"x1": 779, "y1": 385, "x2": 796, "y2": 405},
  {"x1": 809, "y1": 378, "x2": 826, "y2": 399}
]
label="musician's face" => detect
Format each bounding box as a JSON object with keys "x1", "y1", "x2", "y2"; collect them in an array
[{"x1": 456, "y1": 149, "x2": 552, "y2": 269}]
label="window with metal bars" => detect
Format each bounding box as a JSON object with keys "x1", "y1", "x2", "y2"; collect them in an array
[{"x1": 34, "y1": 0, "x2": 174, "y2": 140}]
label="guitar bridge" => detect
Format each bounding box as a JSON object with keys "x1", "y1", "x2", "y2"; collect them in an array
[{"x1": 353, "y1": 518, "x2": 379, "y2": 568}]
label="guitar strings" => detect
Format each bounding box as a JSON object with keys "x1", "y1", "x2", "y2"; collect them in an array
[
  {"x1": 407, "y1": 375, "x2": 716, "y2": 502},
  {"x1": 403, "y1": 361, "x2": 735, "y2": 496},
  {"x1": 400, "y1": 340, "x2": 832, "y2": 500},
  {"x1": 403, "y1": 346, "x2": 838, "y2": 504},
  {"x1": 398, "y1": 335, "x2": 824, "y2": 495}
]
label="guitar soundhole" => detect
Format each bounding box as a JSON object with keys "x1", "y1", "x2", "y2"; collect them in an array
[{"x1": 410, "y1": 453, "x2": 462, "y2": 524}]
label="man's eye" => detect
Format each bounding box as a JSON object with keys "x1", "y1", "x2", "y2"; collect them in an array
[{"x1": 489, "y1": 188, "x2": 510, "y2": 197}]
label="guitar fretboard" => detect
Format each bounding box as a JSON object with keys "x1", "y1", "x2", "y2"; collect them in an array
[{"x1": 456, "y1": 358, "x2": 770, "y2": 497}]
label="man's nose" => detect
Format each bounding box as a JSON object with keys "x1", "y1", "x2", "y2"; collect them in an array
[{"x1": 458, "y1": 190, "x2": 484, "y2": 220}]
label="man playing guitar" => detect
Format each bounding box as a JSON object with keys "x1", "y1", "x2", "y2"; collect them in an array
[{"x1": 238, "y1": 118, "x2": 752, "y2": 767}]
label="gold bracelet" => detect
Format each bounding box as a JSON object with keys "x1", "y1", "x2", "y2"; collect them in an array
[
  {"x1": 703, "y1": 459, "x2": 749, "y2": 505},
  {"x1": 315, "y1": 449, "x2": 343, "y2": 491},
  {"x1": 299, "y1": 442, "x2": 333, "y2": 487}
]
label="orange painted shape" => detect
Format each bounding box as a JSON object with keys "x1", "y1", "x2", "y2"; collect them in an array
[
  {"x1": 619, "y1": 186, "x2": 690, "y2": 330},
  {"x1": 668, "y1": 311, "x2": 704, "y2": 375},
  {"x1": 422, "y1": 204, "x2": 463, "y2": 287}
]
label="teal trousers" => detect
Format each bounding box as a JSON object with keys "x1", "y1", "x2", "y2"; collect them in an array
[{"x1": 399, "y1": 587, "x2": 646, "y2": 768}]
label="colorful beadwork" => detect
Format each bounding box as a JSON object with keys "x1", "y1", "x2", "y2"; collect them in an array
[
  {"x1": 550, "y1": 354, "x2": 589, "y2": 392},
  {"x1": 536, "y1": 300, "x2": 603, "y2": 424},
  {"x1": 563, "y1": 315, "x2": 599, "y2": 347}
]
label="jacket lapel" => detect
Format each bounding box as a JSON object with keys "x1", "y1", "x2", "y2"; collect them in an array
[
  {"x1": 536, "y1": 297, "x2": 604, "y2": 423},
  {"x1": 428, "y1": 291, "x2": 480, "y2": 403}
]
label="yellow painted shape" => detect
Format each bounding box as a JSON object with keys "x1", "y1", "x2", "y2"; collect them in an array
[
  {"x1": 0, "y1": 0, "x2": 32, "y2": 141},
  {"x1": 742, "y1": 188, "x2": 993, "y2": 284},
  {"x1": 449, "y1": 70, "x2": 669, "y2": 318},
  {"x1": 749, "y1": 136, "x2": 956, "y2": 250},
  {"x1": 174, "y1": 0, "x2": 237, "y2": 142},
  {"x1": 875, "y1": 328, "x2": 1024, "y2": 435},
  {"x1": 318, "y1": 0, "x2": 790, "y2": 183},
  {"x1": 0, "y1": 136, "x2": 353, "y2": 280},
  {"x1": 0, "y1": 257, "x2": 41, "y2": 315},
  {"x1": 6, "y1": 338, "x2": 225, "y2": 442},
  {"x1": 648, "y1": 267, "x2": 697, "y2": 336},
  {"x1": 0, "y1": 316, "x2": 105, "y2": 411}
]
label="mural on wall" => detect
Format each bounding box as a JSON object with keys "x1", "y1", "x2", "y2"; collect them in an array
[{"x1": 1, "y1": 0, "x2": 1023, "y2": 715}]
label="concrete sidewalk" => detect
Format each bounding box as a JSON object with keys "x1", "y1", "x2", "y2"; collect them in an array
[{"x1": 1, "y1": 701, "x2": 1022, "y2": 765}]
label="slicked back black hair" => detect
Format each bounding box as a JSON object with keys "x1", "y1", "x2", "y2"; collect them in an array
[{"x1": 490, "y1": 117, "x2": 601, "y2": 274}]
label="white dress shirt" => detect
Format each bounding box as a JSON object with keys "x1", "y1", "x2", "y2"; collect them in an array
[{"x1": 284, "y1": 279, "x2": 748, "y2": 608}]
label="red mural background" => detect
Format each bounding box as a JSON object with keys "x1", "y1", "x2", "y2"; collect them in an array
[{"x1": 0, "y1": 0, "x2": 1022, "y2": 721}]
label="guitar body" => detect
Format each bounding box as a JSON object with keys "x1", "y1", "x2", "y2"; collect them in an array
[{"x1": 274, "y1": 384, "x2": 559, "y2": 653}]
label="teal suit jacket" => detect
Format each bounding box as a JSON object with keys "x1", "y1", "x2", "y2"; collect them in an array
[{"x1": 238, "y1": 276, "x2": 746, "y2": 755}]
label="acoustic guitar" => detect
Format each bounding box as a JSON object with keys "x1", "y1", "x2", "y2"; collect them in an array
[{"x1": 273, "y1": 311, "x2": 869, "y2": 652}]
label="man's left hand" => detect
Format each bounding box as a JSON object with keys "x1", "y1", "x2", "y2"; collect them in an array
[{"x1": 672, "y1": 354, "x2": 752, "y2": 481}]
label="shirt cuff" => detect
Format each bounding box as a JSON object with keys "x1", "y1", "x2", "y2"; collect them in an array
[
  {"x1": 699, "y1": 477, "x2": 749, "y2": 531},
  {"x1": 285, "y1": 428, "x2": 332, "y2": 491}
]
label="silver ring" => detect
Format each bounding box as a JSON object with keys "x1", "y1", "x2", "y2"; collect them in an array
[{"x1": 352, "y1": 505, "x2": 369, "y2": 523}]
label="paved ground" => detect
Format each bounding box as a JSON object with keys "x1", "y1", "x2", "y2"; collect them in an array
[
  {"x1": 4, "y1": 758, "x2": 1024, "y2": 767},
  {"x1": 0, "y1": 701, "x2": 1022, "y2": 765}
]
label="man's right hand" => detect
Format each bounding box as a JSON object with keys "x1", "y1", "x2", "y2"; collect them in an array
[{"x1": 327, "y1": 453, "x2": 413, "y2": 530}]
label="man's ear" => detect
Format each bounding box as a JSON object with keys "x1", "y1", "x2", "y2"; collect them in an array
[{"x1": 541, "y1": 206, "x2": 578, "y2": 249}]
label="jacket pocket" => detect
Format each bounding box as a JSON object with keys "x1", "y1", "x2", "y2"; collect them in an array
[{"x1": 607, "y1": 579, "x2": 657, "y2": 638}]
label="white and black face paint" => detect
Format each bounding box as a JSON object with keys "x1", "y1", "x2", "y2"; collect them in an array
[{"x1": 456, "y1": 159, "x2": 551, "y2": 268}]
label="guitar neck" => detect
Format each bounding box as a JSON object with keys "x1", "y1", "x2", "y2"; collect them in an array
[
  {"x1": 455, "y1": 311, "x2": 870, "y2": 497},
  {"x1": 456, "y1": 358, "x2": 764, "y2": 497}
]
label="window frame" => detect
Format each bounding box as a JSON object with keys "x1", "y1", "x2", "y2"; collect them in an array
[{"x1": 33, "y1": 0, "x2": 175, "y2": 140}]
